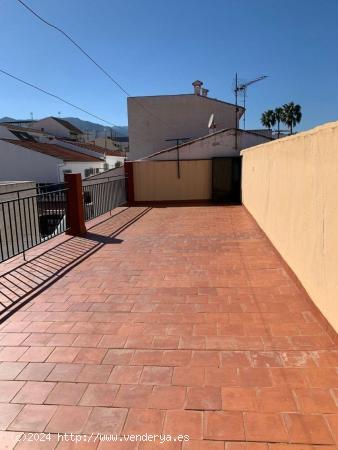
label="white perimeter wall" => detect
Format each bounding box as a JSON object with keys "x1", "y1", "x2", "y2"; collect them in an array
[{"x1": 148, "y1": 130, "x2": 271, "y2": 161}]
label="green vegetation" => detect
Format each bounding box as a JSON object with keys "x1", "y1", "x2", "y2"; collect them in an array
[{"x1": 261, "y1": 103, "x2": 302, "y2": 136}]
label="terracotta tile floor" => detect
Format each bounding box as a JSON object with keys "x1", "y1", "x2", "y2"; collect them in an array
[{"x1": 0, "y1": 205, "x2": 337, "y2": 449}]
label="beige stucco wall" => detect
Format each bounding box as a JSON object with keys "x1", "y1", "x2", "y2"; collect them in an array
[
  {"x1": 241, "y1": 121, "x2": 338, "y2": 332},
  {"x1": 133, "y1": 160, "x2": 212, "y2": 201}
]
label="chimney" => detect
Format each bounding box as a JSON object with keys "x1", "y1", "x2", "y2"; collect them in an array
[
  {"x1": 201, "y1": 88, "x2": 209, "y2": 97},
  {"x1": 192, "y1": 80, "x2": 203, "y2": 95}
]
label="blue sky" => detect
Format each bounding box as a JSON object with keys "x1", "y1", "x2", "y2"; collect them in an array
[{"x1": 0, "y1": 0, "x2": 337, "y2": 130}]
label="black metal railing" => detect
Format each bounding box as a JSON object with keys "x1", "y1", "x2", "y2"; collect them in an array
[
  {"x1": 82, "y1": 177, "x2": 127, "y2": 221},
  {"x1": 0, "y1": 184, "x2": 69, "y2": 263}
]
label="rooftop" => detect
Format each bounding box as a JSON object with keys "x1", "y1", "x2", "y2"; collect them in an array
[
  {"x1": 50, "y1": 117, "x2": 83, "y2": 134},
  {"x1": 61, "y1": 140, "x2": 126, "y2": 157},
  {"x1": 0, "y1": 205, "x2": 336, "y2": 447},
  {"x1": 128, "y1": 93, "x2": 246, "y2": 113},
  {"x1": 1, "y1": 123, "x2": 46, "y2": 134},
  {"x1": 2, "y1": 139, "x2": 103, "y2": 162}
]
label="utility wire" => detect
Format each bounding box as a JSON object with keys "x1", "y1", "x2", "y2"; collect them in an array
[
  {"x1": 16, "y1": 0, "x2": 175, "y2": 131},
  {"x1": 16, "y1": 0, "x2": 130, "y2": 97},
  {"x1": 0, "y1": 68, "x2": 115, "y2": 126}
]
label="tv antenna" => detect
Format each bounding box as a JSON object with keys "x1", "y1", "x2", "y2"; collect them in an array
[
  {"x1": 234, "y1": 74, "x2": 267, "y2": 130},
  {"x1": 165, "y1": 137, "x2": 190, "y2": 179},
  {"x1": 208, "y1": 113, "x2": 216, "y2": 133}
]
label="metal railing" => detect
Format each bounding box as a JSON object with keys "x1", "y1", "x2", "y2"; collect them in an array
[
  {"x1": 82, "y1": 177, "x2": 127, "y2": 221},
  {"x1": 0, "y1": 184, "x2": 69, "y2": 262}
]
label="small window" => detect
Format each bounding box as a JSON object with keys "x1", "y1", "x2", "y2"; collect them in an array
[
  {"x1": 85, "y1": 168, "x2": 96, "y2": 178},
  {"x1": 63, "y1": 169, "x2": 72, "y2": 174}
]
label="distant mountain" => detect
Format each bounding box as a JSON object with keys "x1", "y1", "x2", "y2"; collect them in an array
[
  {"x1": 63, "y1": 117, "x2": 128, "y2": 137},
  {"x1": 0, "y1": 117, "x2": 16, "y2": 123},
  {"x1": 0, "y1": 116, "x2": 128, "y2": 137}
]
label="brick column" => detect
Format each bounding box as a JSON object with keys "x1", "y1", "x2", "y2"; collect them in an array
[
  {"x1": 64, "y1": 173, "x2": 86, "y2": 236},
  {"x1": 124, "y1": 161, "x2": 135, "y2": 204}
]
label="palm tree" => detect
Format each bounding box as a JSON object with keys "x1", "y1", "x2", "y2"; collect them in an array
[
  {"x1": 281, "y1": 102, "x2": 302, "y2": 135},
  {"x1": 261, "y1": 110, "x2": 276, "y2": 129},
  {"x1": 274, "y1": 107, "x2": 283, "y2": 138}
]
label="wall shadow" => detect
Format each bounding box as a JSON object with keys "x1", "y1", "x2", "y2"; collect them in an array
[{"x1": 0, "y1": 206, "x2": 151, "y2": 323}]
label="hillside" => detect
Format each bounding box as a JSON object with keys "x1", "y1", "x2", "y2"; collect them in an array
[{"x1": 63, "y1": 117, "x2": 128, "y2": 137}]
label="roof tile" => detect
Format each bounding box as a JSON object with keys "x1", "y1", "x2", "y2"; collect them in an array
[{"x1": 2, "y1": 139, "x2": 102, "y2": 162}]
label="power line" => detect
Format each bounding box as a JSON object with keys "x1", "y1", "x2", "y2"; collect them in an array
[
  {"x1": 0, "y1": 68, "x2": 115, "y2": 126},
  {"x1": 16, "y1": 0, "x2": 175, "y2": 131},
  {"x1": 16, "y1": 0, "x2": 130, "y2": 97}
]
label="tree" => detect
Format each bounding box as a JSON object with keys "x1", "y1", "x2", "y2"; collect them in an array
[
  {"x1": 274, "y1": 107, "x2": 284, "y2": 138},
  {"x1": 261, "y1": 110, "x2": 276, "y2": 129},
  {"x1": 281, "y1": 102, "x2": 302, "y2": 135}
]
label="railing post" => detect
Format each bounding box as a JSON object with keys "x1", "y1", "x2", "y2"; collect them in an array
[
  {"x1": 64, "y1": 173, "x2": 86, "y2": 236},
  {"x1": 124, "y1": 161, "x2": 135, "y2": 204}
]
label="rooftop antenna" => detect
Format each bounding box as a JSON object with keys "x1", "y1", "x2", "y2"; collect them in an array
[
  {"x1": 208, "y1": 113, "x2": 216, "y2": 133},
  {"x1": 165, "y1": 137, "x2": 190, "y2": 178},
  {"x1": 234, "y1": 74, "x2": 267, "y2": 130}
]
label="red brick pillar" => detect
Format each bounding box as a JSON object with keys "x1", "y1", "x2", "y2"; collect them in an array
[
  {"x1": 124, "y1": 161, "x2": 135, "y2": 204},
  {"x1": 64, "y1": 173, "x2": 86, "y2": 236}
]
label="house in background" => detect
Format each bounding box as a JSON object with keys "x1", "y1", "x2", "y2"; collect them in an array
[
  {"x1": 32, "y1": 116, "x2": 83, "y2": 141},
  {"x1": 56, "y1": 139, "x2": 126, "y2": 172},
  {"x1": 92, "y1": 135, "x2": 129, "y2": 153},
  {"x1": 111, "y1": 135, "x2": 129, "y2": 152},
  {"x1": 126, "y1": 81, "x2": 274, "y2": 204},
  {"x1": 0, "y1": 119, "x2": 126, "y2": 182},
  {"x1": 1, "y1": 124, "x2": 52, "y2": 141},
  {"x1": 0, "y1": 131, "x2": 104, "y2": 183},
  {"x1": 128, "y1": 80, "x2": 245, "y2": 160}
]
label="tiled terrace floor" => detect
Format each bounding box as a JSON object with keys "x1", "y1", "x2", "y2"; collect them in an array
[{"x1": 0, "y1": 205, "x2": 337, "y2": 449}]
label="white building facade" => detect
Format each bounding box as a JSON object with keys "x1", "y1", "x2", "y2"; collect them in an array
[
  {"x1": 0, "y1": 139, "x2": 64, "y2": 183},
  {"x1": 0, "y1": 124, "x2": 125, "y2": 183},
  {"x1": 127, "y1": 80, "x2": 245, "y2": 160}
]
